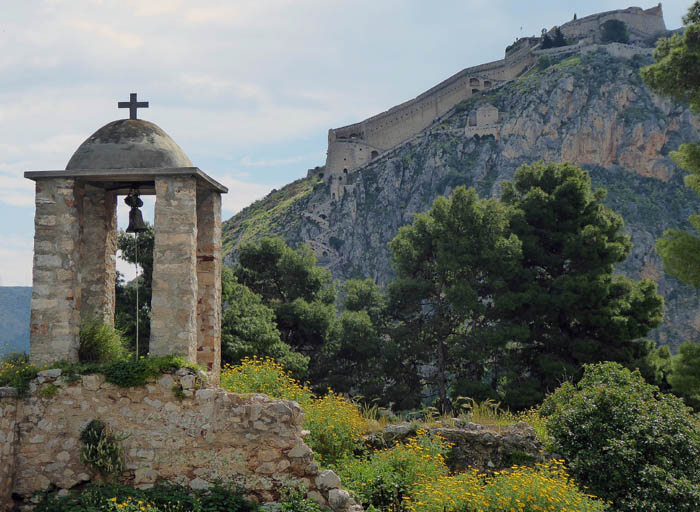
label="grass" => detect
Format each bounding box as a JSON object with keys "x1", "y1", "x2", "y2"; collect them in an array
[{"x1": 222, "y1": 176, "x2": 320, "y2": 255}]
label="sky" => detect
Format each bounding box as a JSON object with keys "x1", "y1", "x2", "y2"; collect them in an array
[{"x1": 0, "y1": 0, "x2": 691, "y2": 286}]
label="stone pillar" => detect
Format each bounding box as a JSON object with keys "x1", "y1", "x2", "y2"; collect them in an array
[
  {"x1": 150, "y1": 176, "x2": 198, "y2": 361},
  {"x1": 79, "y1": 185, "x2": 117, "y2": 325},
  {"x1": 29, "y1": 179, "x2": 82, "y2": 365},
  {"x1": 196, "y1": 188, "x2": 222, "y2": 381}
]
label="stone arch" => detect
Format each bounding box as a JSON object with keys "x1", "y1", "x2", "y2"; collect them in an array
[{"x1": 470, "y1": 77, "x2": 480, "y2": 86}]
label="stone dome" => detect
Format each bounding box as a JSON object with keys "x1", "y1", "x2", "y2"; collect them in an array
[{"x1": 66, "y1": 119, "x2": 193, "y2": 170}]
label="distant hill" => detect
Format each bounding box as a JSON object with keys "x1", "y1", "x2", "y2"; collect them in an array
[{"x1": 0, "y1": 287, "x2": 31, "y2": 356}]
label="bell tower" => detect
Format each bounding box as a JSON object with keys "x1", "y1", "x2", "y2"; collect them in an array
[{"x1": 24, "y1": 94, "x2": 227, "y2": 381}]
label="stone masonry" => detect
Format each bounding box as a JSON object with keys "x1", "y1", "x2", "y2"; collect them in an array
[
  {"x1": 196, "y1": 188, "x2": 222, "y2": 380},
  {"x1": 28, "y1": 179, "x2": 82, "y2": 366},
  {"x1": 150, "y1": 175, "x2": 199, "y2": 362},
  {"x1": 0, "y1": 370, "x2": 361, "y2": 512},
  {"x1": 79, "y1": 184, "x2": 117, "y2": 324}
]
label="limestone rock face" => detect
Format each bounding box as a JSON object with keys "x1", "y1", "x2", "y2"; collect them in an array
[{"x1": 223, "y1": 47, "x2": 700, "y2": 350}]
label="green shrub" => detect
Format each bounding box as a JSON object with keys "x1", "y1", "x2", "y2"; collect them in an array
[
  {"x1": 279, "y1": 486, "x2": 324, "y2": 512},
  {"x1": 0, "y1": 356, "x2": 39, "y2": 395},
  {"x1": 404, "y1": 461, "x2": 607, "y2": 512},
  {"x1": 336, "y1": 429, "x2": 450, "y2": 510},
  {"x1": 79, "y1": 318, "x2": 129, "y2": 363},
  {"x1": 101, "y1": 355, "x2": 197, "y2": 388},
  {"x1": 79, "y1": 419, "x2": 126, "y2": 480},
  {"x1": 221, "y1": 357, "x2": 366, "y2": 465},
  {"x1": 600, "y1": 19, "x2": 629, "y2": 44},
  {"x1": 541, "y1": 362, "x2": 700, "y2": 512},
  {"x1": 33, "y1": 482, "x2": 259, "y2": 512}
]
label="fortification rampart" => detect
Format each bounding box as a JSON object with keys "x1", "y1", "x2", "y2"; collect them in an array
[
  {"x1": 322, "y1": 4, "x2": 667, "y2": 199},
  {"x1": 324, "y1": 39, "x2": 538, "y2": 198},
  {"x1": 0, "y1": 370, "x2": 361, "y2": 512},
  {"x1": 552, "y1": 4, "x2": 666, "y2": 44}
]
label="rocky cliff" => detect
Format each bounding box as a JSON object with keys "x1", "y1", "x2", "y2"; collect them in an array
[{"x1": 223, "y1": 46, "x2": 700, "y2": 350}]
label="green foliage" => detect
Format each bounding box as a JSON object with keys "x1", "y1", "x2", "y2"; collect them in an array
[
  {"x1": 279, "y1": 486, "x2": 324, "y2": 512},
  {"x1": 221, "y1": 267, "x2": 308, "y2": 377},
  {"x1": 234, "y1": 237, "x2": 337, "y2": 383},
  {"x1": 669, "y1": 341, "x2": 700, "y2": 399},
  {"x1": 656, "y1": 214, "x2": 700, "y2": 287},
  {"x1": 115, "y1": 224, "x2": 154, "y2": 356},
  {"x1": 336, "y1": 430, "x2": 450, "y2": 510},
  {"x1": 221, "y1": 357, "x2": 366, "y2": 465},
  {"x1": 0, "y1": 356, "x2": 39, "y2": 395},
  {"x1": 642, "y1": 2, "x2": 700, "y2": 289},
  {"x1": 542, "y1": 362, "x2": 700, "y2": 511},
  {"x1": 38, "y1": 383, "x2": 59, "y2": 398},
  {"x1": 500, "y1": 162, "x2": 663, "y2": 407},
  {"x1": 32, "y1": 482, "x2": 259, "y2": 512},
  {"x1": 541, "y1": 28, "x2": 567, "y2": 49},
  {"x1": 79, "y1": 419, "x2": 126, "y2": 480},
  {"x1": 388, "y1": 186, "x2": 522, "y2": 411},
  {"x1": 600, "y1": 19, "x2": 629, "y2": 44},
  {"x1": 326, "y1": 279, "x2": 389, "y2": 398},
  {"x1": 78, "y1": 318, "x2": 129, "y2": 364},
  {"x1": 101, "y1": 355, "x2": 198, "y2": 388}
]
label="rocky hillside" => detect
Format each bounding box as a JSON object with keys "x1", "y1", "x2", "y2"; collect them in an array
[{"x1": 223, "y1": 47, "x2": 700, "y2": 350}]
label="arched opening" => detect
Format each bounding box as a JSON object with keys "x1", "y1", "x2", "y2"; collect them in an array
[
  {"x1": 484, "y1": 80, "x2": 492, "y2": 88},
  {"x1": 343, "y1": 168, "x2": 348, "y2": 174},
  {"x1": 371, "y1": 150, "x2": 379, "y2": 159},
  {"x1": 470, "y1": 77, "x2": 480, "y2": 86}
]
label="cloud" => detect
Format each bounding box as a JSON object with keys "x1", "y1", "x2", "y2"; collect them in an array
[
  {"x1": 69, "y1": 19, "x2": 143, "y2": 49},
  {"x1": 218, "y1": 177, "x2": 277, "y2": 214},
  {"x1": 0, "y1": 174, "x2": 34, "y2": 207},
  {"x1": 185, "y1": 6, "x2": 239, "y2": 24},
  {"x1": 0, "y1": 237, "x2": 33, "y2": 286},
  {"x1": 240, "y1": 152, "x2": 325, "y2": 168}
]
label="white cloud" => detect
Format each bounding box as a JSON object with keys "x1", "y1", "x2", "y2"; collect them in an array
[
  {"x1": 185, "y1": 6, "x2": 239, "y2": 24},
  {"x1": 218, "y1": 178, "x2": 277, "y2": 215},
  {"x1": 0, "y1": 237, "x2": 33, "y2": 286},
  {"x1": 69, "y1": 19, "x2": 143, "y2": 49},
  {"x1": 240, "y1": 152, "x2": 325, "y2": 168},
  {"x1": 0, "y1": 174, "x2": 34, "y2": 207}
]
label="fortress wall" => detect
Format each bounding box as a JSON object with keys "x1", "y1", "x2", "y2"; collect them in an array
[
  {"x1": 325, "y1": 57, "x2": 514, "y2": 185},
  {"x1": 556, "y1": 6, "x2": 666, "y2": 43},
  {"x1": 2, "y1": 370, "x2": 359, "y2": 511}
]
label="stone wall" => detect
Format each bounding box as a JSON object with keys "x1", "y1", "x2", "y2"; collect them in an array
[
  {"x1": 28, "y1": 178, "x2": 82, "y2": 366},
  {"x1": 553, "y1": 5, "x2": 666, "y2": 45},
  {"x1": 0, "y1": 388, "x2": 19, "y2": 510},
  {"x1": 0, "y1": 370, "x2": 360, "y2": 512}
]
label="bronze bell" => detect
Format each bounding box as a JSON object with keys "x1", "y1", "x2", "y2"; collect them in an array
[{"x1": 124, "y1": 188, "x2": 148, "y2": 233}]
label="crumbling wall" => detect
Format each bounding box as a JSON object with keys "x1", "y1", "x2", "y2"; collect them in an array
[
  {"x1": 0, "y1": 389, "x2": 19, "y2": 512},
  {"x1": 3, "y1": 369, "x2": 360, "y2": 512}
]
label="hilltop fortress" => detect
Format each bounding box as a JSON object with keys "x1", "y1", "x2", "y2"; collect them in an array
[{"x1": 319, "y1": 4, "x2": 667, "y2": 199}]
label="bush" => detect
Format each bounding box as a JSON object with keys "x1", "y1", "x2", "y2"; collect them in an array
[
  {"x1": 404, "y1": 461, "x2": 607, "y2": 512},
  {"x1": 33, "y1": 482, "x2": 259, "y2": 512},
  {"x1": 336, "y1": 429, "x2": 450, "y2": 510},
  {"x1": 79, "y1": 419, "x2": 126, "y2": 480},
  {"x1": 221, "y1": 357, "x2": 366, "y2": 465},
  {"x1": 303, "y1": 390, "x2": 367, "y2": 465},
  {"x1": 541, "y1": 362, "x2": 700, "y2": 512},
  {"x1": 0, "y1": 355, "x2": 39, "y2": 395},
  {"x1": 79, "y1": 318, "x2": 129, "y2": 363}
]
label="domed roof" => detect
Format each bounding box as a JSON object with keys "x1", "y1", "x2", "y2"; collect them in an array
[{"x1": 66, "y1": 119, "x2": 193, "y2": 170}]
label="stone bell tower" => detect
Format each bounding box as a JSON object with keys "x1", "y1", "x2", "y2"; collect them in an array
[{"x1": 24, "y1": 94, "x2": 227, "y2": 379}]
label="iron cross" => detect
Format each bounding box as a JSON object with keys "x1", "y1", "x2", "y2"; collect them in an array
[{"x1": 118, "y1": 93, "x2": 149, "y2": 120}]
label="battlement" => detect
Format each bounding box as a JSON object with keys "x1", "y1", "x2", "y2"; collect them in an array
[
  {"x1": 550, "y1": 4, "x2": 666, "y2": 45},
  {"x1": 322, "y1": 5, "x2": 667, "y2": 199}
]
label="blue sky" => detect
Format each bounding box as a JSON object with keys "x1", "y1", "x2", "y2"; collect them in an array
[{"x1": 0, "y1": 0, "x2": 690, "y2": 285}]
